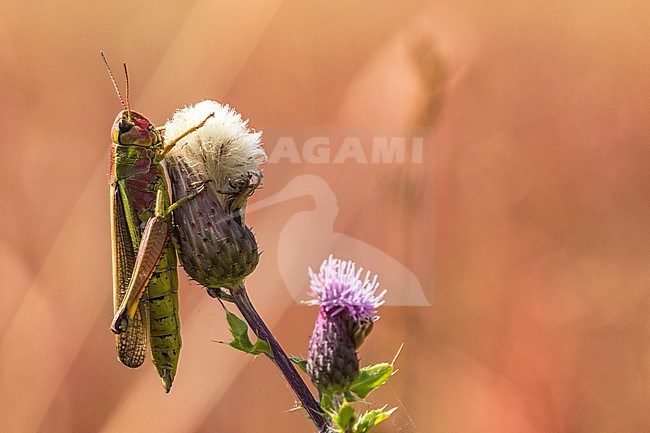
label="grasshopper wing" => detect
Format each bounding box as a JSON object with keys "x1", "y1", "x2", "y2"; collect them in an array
[{"x1": 111, "y1": 183, "x2": 148, "y2": 368}]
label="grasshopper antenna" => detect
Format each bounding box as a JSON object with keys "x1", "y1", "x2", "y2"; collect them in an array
[
  {"x1": 123, "y1": 62, "x2": 131, "y2": 113},
  {"x1": 100, "y1": 51, "x2": 127, "y2": 112}
]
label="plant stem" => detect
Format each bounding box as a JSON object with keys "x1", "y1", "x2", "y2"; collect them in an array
[{"x1": 230, "y1": 284, "x2": 330, "y2": 433}]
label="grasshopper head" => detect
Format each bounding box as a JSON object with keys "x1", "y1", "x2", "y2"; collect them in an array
[
  {"x1": 112, "y1": 110, "x2": 160, "y2": 147},
  {"x1": 101, "y1": 53, "x2": 159, "y2": 147}
]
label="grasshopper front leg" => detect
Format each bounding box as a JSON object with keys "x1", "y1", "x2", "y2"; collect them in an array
[{"x1": 160, "y1": 112, "x2": 215, "y2": 157}]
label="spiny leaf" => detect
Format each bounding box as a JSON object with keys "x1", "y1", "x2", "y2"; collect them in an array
[
  {"x1": 344, "y1": 390, "x2": 357, "y2": 402},
  {"x1": 354, "y1": 407, "x2": 397, "y2": 433},
  {"x1": 249, "y1": 339, "x2": 271, "y2": 356},
  {"x1": 224, "y1": 308, "x2": 270, "y2": 355},
  {"x1": 229, "y1": 339, "x2": 252, "y2": 352},
  {"x1": 225, "y1": 309, "x2": 249, "y2": 339},
  {"x1": 319, "y1": 393, "x2": 334, "y2": 413},
  {"x1": 331, "y1": 402, "x2": 355, "y2": 431},
  {"x1": 349, "y1": 363, "x2": 393, "y2": 399},
  {"x1": 289, "y1": 356, "x2": 307, "y2": 373}
]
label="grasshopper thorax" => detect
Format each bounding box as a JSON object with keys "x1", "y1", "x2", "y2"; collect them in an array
[{"x1": 112, "y1": 110, "x2": 162, "y2": 148}]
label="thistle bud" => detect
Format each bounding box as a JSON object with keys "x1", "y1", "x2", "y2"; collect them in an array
[
  {"x1": 306, "y1": 256, "x2": 386, "y2": 396},
  {"x1": 164, "y1": 101, "x2": 266, "y2": 290}
]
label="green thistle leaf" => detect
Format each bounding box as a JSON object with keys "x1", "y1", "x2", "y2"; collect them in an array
[
  {"x1": 249, "y1": 339, "x2": 271, "y2": 356},
  {"x1": 344, "y1": 389, "x2": 357, "y2": 402},
  {"x1": 349, "y1": 363, "x2": 393, "y2": 399},
  {"x1": 224, "y1": 308, "x2": 270, "y2": 355},
  {"x1": 319, "y1": 393, "x2": 334, "y2": 413},
  {"x1": 332, "y1": 402, "x2": 355, "y2": 431},
  {"x1": 354, "y1": 407, "x2": 397, "y2": 433},
  {"x1": 226, "y1": 309, "x2": 249, "y2": 339},
  {"x1": 289, "y1": 356, "x2": 308, "y2": 373}
]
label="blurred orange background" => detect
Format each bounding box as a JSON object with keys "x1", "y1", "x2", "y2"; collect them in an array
[{"x1": 2, "y1": 1, "x2": 650, "y2": 432}]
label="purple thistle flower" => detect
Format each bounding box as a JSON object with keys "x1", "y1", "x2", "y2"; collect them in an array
[
  {"x1": 306, "y1": 256, "x2": 386, "y2": 396},
  {"x1": 307, "y1": 255, "x2": 386, "y2": 324}
]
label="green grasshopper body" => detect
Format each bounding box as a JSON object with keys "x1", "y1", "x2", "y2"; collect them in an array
[{"x1": 109, "y1": 109, "x2": 182, "y2": 392}]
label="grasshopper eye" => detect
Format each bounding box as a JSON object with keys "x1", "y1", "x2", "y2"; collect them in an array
[{"x1": 119, "y1": 120, "x2": 133, "y2": 133}]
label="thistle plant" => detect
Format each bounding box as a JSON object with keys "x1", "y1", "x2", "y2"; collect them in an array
[
  {"x1": 164, "y1": 101, "x2": 328, "y2": 431},
  {"x1": 306, "y1": 256, "x2": 395, "y2": 433},
  {"x1": 164, "y1": 101, "x2": 397, "y2": 433},
  {"x1": 306, "y1": 256, "x2": 385, "y2": 395},
  {"x1": 164, "y1": 100, "x2": 264, "y2": 291}
]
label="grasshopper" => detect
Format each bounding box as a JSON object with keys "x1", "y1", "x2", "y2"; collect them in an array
[{"x1": 102, "y1": 52, "x2": 213, "y2": 392}]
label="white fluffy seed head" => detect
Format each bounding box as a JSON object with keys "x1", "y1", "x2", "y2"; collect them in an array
[{"x1": 164, "y1": 100, "x2": 266, "y2": 193}]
